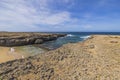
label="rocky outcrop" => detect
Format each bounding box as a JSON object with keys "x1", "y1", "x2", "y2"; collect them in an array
[
  {"x1": 0, "y1": 32, "x2": 66, "y2": 46},
  {"x1": 0, "y1": 35, "x2": 120, "y2": 80}
]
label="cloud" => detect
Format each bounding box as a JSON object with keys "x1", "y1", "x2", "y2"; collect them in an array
[
  {"x1": 0, "y1": 0, "x2": 77, "y2": 31},
  {"x1": 0, "y1": 0, "x2": 119, "y2": 32}
]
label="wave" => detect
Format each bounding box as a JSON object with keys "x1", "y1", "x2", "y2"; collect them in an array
[
  {"x1": 66, "y1": 34, "x2": 75, "y2": 37},
  {"x1": 80, "y1": 35, "x2": 91, "y2": 39}
]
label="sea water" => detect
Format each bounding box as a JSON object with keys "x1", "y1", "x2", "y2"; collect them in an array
[
  {"x1": 41, "y1": 32, "x2": 120, "y2": 50},
  {"x1": 14, "y1": 32, "x2": 120, "y2": 56}
]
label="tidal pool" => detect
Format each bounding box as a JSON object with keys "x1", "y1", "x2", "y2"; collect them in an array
[{"x1": 15, "y1": 45, "x2": 47, "y2": 57}]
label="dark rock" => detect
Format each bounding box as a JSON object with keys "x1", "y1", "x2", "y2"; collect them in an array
[
  {"x1": 110, "y1": 41, "x2": 118, "y2": 43},
  {"x1": 0, "y1": 33, "x2": 66, "y2": 46}
]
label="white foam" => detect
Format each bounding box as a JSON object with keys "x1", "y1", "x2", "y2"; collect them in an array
[
  {"x1": 66, "y1": 34, "x2": 74, "y2": 37},
  {"x1": 80, "y1": 35, "x2": 91, "y2": 39}
]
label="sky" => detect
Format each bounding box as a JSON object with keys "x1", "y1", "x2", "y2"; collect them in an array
[{"x1": 0, "y1": 0, "x2": 120, "y2": 32}]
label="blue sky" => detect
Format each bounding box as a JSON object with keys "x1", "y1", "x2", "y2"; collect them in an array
[{"x1": 0, "y1": 0, "x2": 120, "y2": 32}]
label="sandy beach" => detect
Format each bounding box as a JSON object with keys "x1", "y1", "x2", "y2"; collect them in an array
[
  {"x1": 1, "y1": 33, "x2": 113, "y2": 64},
  {"x1": 0, "y1": 45, "x2": 46, "y2": 63},
  {"x1": 0, "y1": 47, "x2": 24, "y2": 63},
  {"x1": 0, "y1": 32, "x2": 64, "y2": 63}
]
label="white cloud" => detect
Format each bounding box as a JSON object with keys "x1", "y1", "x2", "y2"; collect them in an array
[
  {"x1": 39, "y1": 11, "x2": 71, "y2": 25},
  {"x1": 0, "y1": 0, "x2": 77, "y2": 31}
]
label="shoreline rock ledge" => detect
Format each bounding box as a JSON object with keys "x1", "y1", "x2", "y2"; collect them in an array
[{"x1": 0, "y1": 32, "x2": 66, "y2": 46}]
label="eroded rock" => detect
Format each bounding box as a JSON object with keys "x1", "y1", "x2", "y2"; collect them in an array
[{"x1": 0, "y1": 32, "x2": 66, "y2": 46}]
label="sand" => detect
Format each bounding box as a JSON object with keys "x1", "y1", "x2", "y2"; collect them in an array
[
  {"x1": 0, "y1": 47, "x2": 24, "y2": 63},
  {"x1": 0, "y1": 45, "x2": 46, "y2": 63}
]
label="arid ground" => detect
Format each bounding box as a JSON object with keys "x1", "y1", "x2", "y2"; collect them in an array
[{"x1": 0, "y1": 35, "x2": 120, "y2": 80}]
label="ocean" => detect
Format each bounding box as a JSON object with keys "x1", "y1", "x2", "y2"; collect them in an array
[
  {"x1": 41, "y1": 32, "x2": 120, "y2": 50},
  {"x1": 13, "y1": 32, "x2": 120, "y2": 57}
]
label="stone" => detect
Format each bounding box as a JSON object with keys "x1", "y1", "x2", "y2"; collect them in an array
[
  {"x1": 0, "y1": 32, "x2": 66, "y2": 46},
  {"x1": 35, "y1": 39, "x2": 43, "y2": 44}
]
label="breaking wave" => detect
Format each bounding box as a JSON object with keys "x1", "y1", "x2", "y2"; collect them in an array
[
  {"x1": 80, "y1": 35, "x2": 91, "y2": 39},
  {"x1": 66, "y1": 34, "x2": 75, "y2": 37}
]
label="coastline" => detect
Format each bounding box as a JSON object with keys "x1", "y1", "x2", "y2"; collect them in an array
[
  {"x1": 0, "y1": 45, "x2": 48, "y2": 63},
  {"x1": 0, "y1": 32, "x2": 66, "y2": 46},
  {"x1": 0, "y1": 32, "x2": 66, "y2": 63},
  {"x1": 0, "y1": 35, "x2": 120, "y2": 79}
]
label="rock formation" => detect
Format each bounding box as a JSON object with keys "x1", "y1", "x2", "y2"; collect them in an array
[{"x1": 0, "y1": 32, "x2": 66, "y2": 46}]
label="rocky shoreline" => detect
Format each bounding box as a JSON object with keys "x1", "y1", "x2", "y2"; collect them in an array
[
  {"x1": 0, "y1": 32, "x2": 66, "y2": 46},
  {"x1": 0, "y1": 35, "x2": 120, "y2": 80}
]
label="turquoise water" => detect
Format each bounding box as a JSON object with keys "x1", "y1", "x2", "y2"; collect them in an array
[
  {"x1": 41, "y1": 32, "x2": 120, "y2": 49},
  {"x1": 14, "y1": 32, "x2": 120, "y2": 56},
  {"x1": 15, "y1": 45, "x2": 46, "y2": 57}
]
